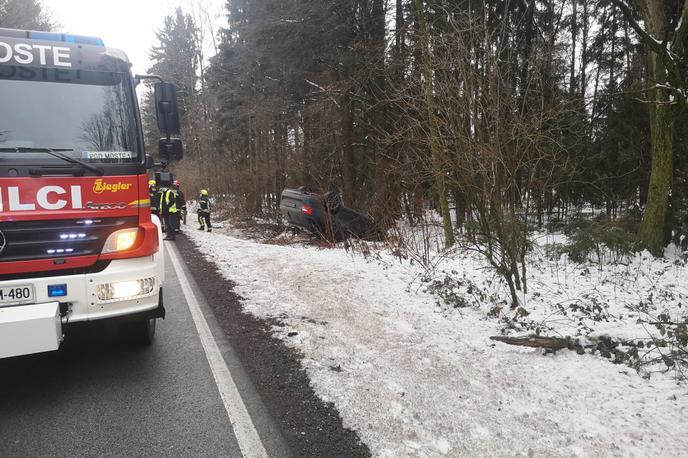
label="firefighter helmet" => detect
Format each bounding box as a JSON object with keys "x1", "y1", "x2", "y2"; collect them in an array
[
  {"x1": 200, "y1": 189, "x2": 208, "y2": 196},
  {"x1": 148, "y1": 179, "x2": 156, "y2": 186}
]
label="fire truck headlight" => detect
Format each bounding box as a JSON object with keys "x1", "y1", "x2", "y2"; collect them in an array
[
  {"x1": 96, "y1": 277, "x2": 157, "y2": 303},
  {"x1": 102, "y1": 228, "x2": 139, "y2": 253}
]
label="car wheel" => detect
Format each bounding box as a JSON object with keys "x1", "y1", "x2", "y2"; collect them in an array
[{"x1": 323, "y1": 191, "x2": 342, "y2": 214}]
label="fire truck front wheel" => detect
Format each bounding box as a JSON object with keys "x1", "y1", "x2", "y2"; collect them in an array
[
  {"x1": 123, "y1": 317, "x2": 156, "y2": 345},
  {"x1": 120, "y1": 288, "x2": 163, "y2": 345}
]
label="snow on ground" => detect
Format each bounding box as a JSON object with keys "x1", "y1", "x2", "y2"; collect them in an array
[
  {"x1": 187, "y1": 225, "x2": 687, "y2": 457},
  {"x1": 430, "y1": 233, "x2": 687, "y2": 341}
]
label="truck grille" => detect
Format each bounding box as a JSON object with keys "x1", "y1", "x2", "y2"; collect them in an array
[{"x1": 0, "y1": 216, "x2": 138, "y2": 263}]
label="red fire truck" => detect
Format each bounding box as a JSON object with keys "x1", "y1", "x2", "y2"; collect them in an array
[{"x1": 0, "y1": 28, "x2": 183, "y2": 358}]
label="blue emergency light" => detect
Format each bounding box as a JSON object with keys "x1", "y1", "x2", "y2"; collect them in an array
[
  {"x1": 48, "y1": 284, "x2": 68, "y2": 298},
  {"x1": 28, "y1": 31, "x2": 104, "y2": 47}
]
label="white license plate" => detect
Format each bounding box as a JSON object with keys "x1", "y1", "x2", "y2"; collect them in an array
[{"x1": 0, "y1": 285, "x2": 35, "y2": 307}]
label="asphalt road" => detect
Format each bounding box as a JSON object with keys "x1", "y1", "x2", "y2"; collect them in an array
[{"x1": 0, "y1": 244, "x2": 289, "y2": 458}]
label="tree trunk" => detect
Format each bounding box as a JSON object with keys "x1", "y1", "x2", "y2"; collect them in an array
[
  {"x1": 371, "y1": 0, "x2": 388, "y2": 222},
  {"x1": 570, "y1": 0, "x2": 577, "y2": 96},
  {"x1": 341, "y1": 93, "x2": 355, "y2": 205},
  {"x1": 301, "y1": 114, "x2": 310, "y2": 187},
  {"x1": 580, "y1": 0, "x2": 588, "y2": 95},
  {"x1": 639, "y1": 97, "x2": 674, "y2": 254},
  {"x1": 412, "y1": 0, "x2": 455, "y2": 247},
  {"x1": 253, "y1": 117, "x2": 263, "y2": 215},
  {"x1": 637, "y1": 0, "x2": 675, "y2": 256}
]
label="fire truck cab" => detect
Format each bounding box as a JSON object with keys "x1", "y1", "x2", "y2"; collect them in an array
[{"x1": 0, "y1": 28, "x2": 183, "y2": 359}]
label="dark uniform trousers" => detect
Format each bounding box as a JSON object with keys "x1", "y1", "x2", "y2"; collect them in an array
[{"x1": 198, "y1": 197, "x2": 212, "y2": 230}]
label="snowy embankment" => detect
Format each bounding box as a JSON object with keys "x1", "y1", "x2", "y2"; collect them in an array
[{"x1": 187, "y1": 226, "x2": 687, "y2": 457}]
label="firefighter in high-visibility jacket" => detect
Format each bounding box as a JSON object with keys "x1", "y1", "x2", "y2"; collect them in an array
[
  {"x1": 162, "y1": 180, "x2": 186, "y2": 241},
  {"x1": 148, "y1": 179, "x2": 161, "y2": 218},
  {"x1": 197, "y1": 189, "x2": 212, "y2": 232}
]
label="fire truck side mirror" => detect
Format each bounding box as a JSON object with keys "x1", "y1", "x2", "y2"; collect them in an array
[
  {"x1": 154, "y1": 82, "x2": 181, "y2": 136},
  {"x1": 158, "y1": 138, "x2": 184, "y2": 161}
]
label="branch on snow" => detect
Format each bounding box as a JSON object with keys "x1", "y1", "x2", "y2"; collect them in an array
[{"x1": 490, "y1": 335, "x2": 572, "y2": 351}]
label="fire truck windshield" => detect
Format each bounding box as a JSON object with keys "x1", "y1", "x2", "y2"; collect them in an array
[{"x1": 0, "y1": 67, "x2": 140, "y2": 165}]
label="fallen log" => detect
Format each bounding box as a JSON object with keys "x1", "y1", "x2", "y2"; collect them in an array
[{"x1": 490, "y1": 335, "x2": 570, "y2": 350}]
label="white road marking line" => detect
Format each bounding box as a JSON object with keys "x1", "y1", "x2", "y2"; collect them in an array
[{"x1": 167, "y1": 243, "x2": 269, "y2": 458}]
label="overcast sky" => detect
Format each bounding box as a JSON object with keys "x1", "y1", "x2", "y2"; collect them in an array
[{"x1": 43, "y1": 0, "x2": 226, "y2": 75}]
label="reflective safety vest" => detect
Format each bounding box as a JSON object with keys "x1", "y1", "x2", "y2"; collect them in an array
[
  {"x1": 198, "y1": 196, "x2": 211, "y2": 214},
  {"x1": 149, "y1": 188, "x2": 161, "y2": 213},
  {"x1": 165, "y1": 189, "x2": 179, "y2": 214}
]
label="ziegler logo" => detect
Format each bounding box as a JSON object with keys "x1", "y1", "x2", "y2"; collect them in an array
[{"x1": 93, "y1": 179, "x2": 133, "y2": 194}]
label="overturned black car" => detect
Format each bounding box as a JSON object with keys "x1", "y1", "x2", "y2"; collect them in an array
[{"x1": 280, "y1": 187, "x2": 377, "y2": 241}]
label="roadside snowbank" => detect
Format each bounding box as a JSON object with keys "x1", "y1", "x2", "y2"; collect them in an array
[{"x1": 187, "y1": 227, "x2": 687, "y2": 457}]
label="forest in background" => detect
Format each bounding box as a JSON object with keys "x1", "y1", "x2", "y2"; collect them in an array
[
  {"x1": 3, "y1": 0, "x2": 688, "y2": 303},
  {"x1": 138, "y1": 0, "x2": 688, "y2": 304},
  {"x1": 142, "y1": 1, "x2": 688, "y2": 254}
]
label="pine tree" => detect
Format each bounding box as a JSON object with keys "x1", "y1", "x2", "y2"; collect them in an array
[{"x1": 0, "y1": 0, "x2": 53, "y2": 30}]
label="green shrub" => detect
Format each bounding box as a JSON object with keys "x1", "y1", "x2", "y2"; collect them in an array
[
  {"x1": 617, "y1": 205, "x2": 643, "y2": 234},
  {"x1": 554, "y1": 216, "x2": 640, "y2": 264}
]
